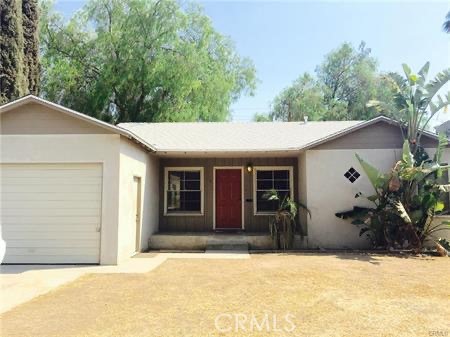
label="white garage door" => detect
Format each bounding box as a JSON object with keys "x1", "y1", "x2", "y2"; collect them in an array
[{"x1": 1, "y1": 163, "x2": 102, "y2": 264}]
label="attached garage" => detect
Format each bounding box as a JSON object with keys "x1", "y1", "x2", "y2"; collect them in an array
[
  {"x1": 1, "y1": 163, "x2": 102, "y2": 264},
  {"x1": 1, "y1": 95, "x2": 158, "y2": 265}
]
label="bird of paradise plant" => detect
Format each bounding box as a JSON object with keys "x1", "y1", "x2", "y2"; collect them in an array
[
  {"x1": 367, "y1": 62, "x2": 450, "y2": 156},
  {"x1": 336, "y1": 137, "x2": 450, "y2": 252}
]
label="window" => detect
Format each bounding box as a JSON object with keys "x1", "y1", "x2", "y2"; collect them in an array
[
  {"x1": 254, "y1": 167, "x2": 293, "y2": 214},
  {"x1": 344, "y1": 167, "x2": 360, "y2": 183},
  {"x1": 164, "y1": 168, "x2": 203, "y2": 215}
]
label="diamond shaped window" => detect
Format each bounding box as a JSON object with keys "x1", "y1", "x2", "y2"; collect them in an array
[{"x1": 344, "y1": 167, "x2": 360, "y2": 183}]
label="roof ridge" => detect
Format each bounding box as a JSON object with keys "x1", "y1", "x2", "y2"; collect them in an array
[{"x1": 118, "y1": 120, "x2": 364, "y2": 126}]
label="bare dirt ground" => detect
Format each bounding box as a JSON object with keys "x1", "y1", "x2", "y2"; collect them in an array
[{"x1": 1, "y1": 253, "x2": 449, "y2": 337}]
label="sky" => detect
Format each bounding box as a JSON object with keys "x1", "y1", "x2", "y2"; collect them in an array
[{"x1": 55, "y1": 0, "x2": 450, "y2": 124}]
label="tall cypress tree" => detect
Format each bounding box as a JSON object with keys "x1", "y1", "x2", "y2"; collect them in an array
[
  {"x1": 0, "y1": 0, "x2": 39, "y2": 103},
  {"x1": 22, "y1": 0, "x2": 39, "y2": 95}
]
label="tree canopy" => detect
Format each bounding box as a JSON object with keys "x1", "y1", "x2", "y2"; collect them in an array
[
  {"x1": 317, "y1": 41, "x2": 381, "y2": 120},
  {"x1": 257, "y1": 42, "x2": 406, "y2": 122},
  {"x1": 40, "y1": 0, "x2": 256, "y2": 123},
  {"x1": 269, "y1": 73, "x2": 326, "y2": 121},
  {"x1": 253, "y1": 113, "x2": 272, "y2": 122}
]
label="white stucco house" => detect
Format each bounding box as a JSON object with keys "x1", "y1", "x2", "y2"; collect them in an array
[{"x1": 1, "y1": 96, "x2": 449, "y2": 264}]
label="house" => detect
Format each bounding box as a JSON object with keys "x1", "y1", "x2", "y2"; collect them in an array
[
  {"x1": 1, "y1": 95, "x2": 449, "y2": 264},
  {"x1": 435, "y1": 120, "x2": 450, "y2": 138}
]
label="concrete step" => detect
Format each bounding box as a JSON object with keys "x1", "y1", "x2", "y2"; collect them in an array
[
  {"x1": 150, "y1": 233, "x2": 283, "y2": 251},
  {"x1": 206, "y1": 234, "x2": 249, "y2": 251},
  {"x1": 206, "y1": 243, "x2": 249, "y2": 251}
]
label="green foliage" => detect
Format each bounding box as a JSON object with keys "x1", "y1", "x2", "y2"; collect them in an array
[
  {"x1": 355, "y1": 153, "x2": 387, "y2": 194},
  {"x1": 269, "y1": 73, "x2": 326, "y2": 121},
  {"x1": 39, "y1": 0, "x2": 256, "y2": 123},
  {"x1": 0, "y1": 0, "x2": 38, "y2": 103},
  {"x1": 367, "y1": 62, "x2": 450, "y2": 153},
  {"x1": 336, "y1": 206, "x2": 389, "y2": 246},
  {"x1": 269, "y1": 42, "x2": 402, "y2": 122},
  {"x1": 317, "y1": 41, "x2": 381, "y2": 120},
  {"x1": 263, "y1": 189, "x2": 310, "y2": 250},
  {"x1": 413, "y1": 146, "x2": 430, "y2": 166},
  {"x1": 253, "y1": 113, "x2": 272, "y2": 122},
  {"x1": 438, "y1": 237, "x2": 450, "y2": 252},
  {"x1": 22, "y1": 0, "x2": 40, "y2": 95},
  {"x1": 336, "y1": 139, "x2": 450, "y2": 250},
  {"x1": 270, "y1": 44, "x2": 449, "y2": 125}
]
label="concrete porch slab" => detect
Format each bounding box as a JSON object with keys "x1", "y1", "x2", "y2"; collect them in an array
[{"x1": 149, "y1": 232, "x2": 308, "y2": 250}]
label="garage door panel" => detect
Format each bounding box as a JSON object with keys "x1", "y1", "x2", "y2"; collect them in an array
[
  {"x1": 2, "y1": 224, "x2": 99, "y2": 232},
  {"x1": 2, "y1": 168, "x2": 102, "y2": 178},
  {"x1": 3, "y1": 208, "x2": 101, "y2": 217},
  {"x1": 1, "y1": 184, "x2": 102, "y2": 193},
  {"x1": 2, "y1": 255, "x2": 99, "y2": 264},
  {"x1": 3, "y1": 200, "x2": 101, "y2": 209},
  {"x1": 5, "y1": 247, "x2": 100, "y2": 255},
  {"x1": 3, "y1": 192, "x2": 101, "y2": 201},
  {"x1": 1, "y1": 163, "x2": 102, "y2": 264},
  {"x1": 2, "y1": 177, "x2": 102, "y2": 185},
  {"x1": 1, "y1": 163, "x2": 102, "y2": 172},
  {"x1": 5, "y1": 238, "x2": 100, "y2": 248},
  {"x1": 3, "y1": 231, "x2": 100, "y2": 240},
  {"x1": 2, "y1": 216, "x2": 100, "y2": 225}
]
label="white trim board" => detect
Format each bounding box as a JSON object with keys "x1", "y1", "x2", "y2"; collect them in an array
[{"x1": 213, "y1": 166, "x2": 245, "y2": 230}]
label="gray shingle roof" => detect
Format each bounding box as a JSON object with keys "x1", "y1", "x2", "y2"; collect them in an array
[{"x1": 118, "y1": 120, "x2": 363, "y2": 152}]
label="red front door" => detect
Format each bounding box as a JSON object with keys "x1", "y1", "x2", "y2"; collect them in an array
[{"x1": 216, "y1": 169, "x2": 242, "y2": 229}]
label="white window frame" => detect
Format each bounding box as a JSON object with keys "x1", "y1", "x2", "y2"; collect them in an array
[
  {"x1": 253, "y1": 166, "x2": 294, "y2": 216},
  {"x1": 164, "y1": 167, "x2": 204, "y2": 216}
]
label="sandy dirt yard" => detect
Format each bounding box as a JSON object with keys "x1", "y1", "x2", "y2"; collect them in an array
[{"x1": 1, "y1": 253, "x2": 449, "y2": 337}]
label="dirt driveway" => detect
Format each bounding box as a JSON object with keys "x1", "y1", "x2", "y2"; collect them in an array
[{"x1": 1, "y1": 253, "x2": 449, "y2": 337}]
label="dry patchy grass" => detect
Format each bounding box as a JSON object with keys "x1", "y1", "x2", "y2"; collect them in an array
[{"x1": 1, "y1": 253, "x2": 449, "y2": 337}]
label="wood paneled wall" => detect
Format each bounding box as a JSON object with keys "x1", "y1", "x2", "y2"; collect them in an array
[{"x1": 159, "y1": 157, "x2": 298, "y2": 232}]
